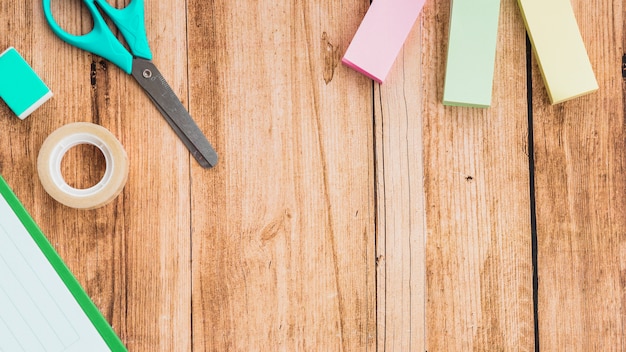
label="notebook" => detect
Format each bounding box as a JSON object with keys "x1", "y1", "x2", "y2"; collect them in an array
[{"x1": 0, "y1": 175, "x2": 126, "y2": 352}]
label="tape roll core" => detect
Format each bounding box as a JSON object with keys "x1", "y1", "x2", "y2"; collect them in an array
[{"x1": 38, "y1": 122, "x2": 128, "y2": 209}]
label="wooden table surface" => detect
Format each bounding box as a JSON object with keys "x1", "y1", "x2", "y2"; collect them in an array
[{"x1": 1, "y1": 0, "x2": 624, "y2": 351}]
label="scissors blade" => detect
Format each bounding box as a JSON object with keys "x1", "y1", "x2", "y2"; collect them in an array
[{"x1": 131, "y1": 58, "x2": 218, "y2": 168}]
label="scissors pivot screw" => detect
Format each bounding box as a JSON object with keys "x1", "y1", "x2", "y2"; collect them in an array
[{"x1": 142, "y1": 69, "x2": 153, "y2": 79}]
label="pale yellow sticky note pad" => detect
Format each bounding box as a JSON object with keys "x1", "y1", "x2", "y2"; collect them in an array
[{"x1": 518, "y1": 0, "x2": 598, "y2": 104}]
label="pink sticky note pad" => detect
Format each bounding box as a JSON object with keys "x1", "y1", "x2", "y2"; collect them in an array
[{"x1": 343, "y1": 0, "x2": 427, "y2": 83}]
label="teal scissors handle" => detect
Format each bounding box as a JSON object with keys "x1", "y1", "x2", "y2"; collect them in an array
[{"x1": 42, "y1": 0, "x2": 152, "y2": 74}]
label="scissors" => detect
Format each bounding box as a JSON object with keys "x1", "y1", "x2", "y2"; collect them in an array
[{"x1": 42, "y1": 0, "x2": 218, "y2": 168}]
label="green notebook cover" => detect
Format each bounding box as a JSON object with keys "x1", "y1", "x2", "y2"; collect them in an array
[{"x1": 0, "y1": 175, "x2": 126, "y2": 352}]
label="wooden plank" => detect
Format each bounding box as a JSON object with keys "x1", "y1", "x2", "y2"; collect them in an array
[
  {"x1": 2, "y1": 0, "x2": 129, "y2": 346},
  {"x1": 373, "y1": 11, "x2": 427, "y2": 352},
  {"x1": 532, "y1": 0, "x2": 626, "y2": 349},
  {"x1": 421, "y1": 0, "x2": 535, "y2": 350},
  {"x1": 119, "y1": 1, "x2": 192, "y2": 350},
  {"x1": 187, "y1": 1, "x2": 376, "y2": 351},
  {"x1": 2, "y1": 1, "x2": 192, "y2": 351}
]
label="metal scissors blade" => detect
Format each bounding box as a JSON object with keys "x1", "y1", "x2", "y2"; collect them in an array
[{"x1": 131, "y1": 58, "x2": 218, "y2": 168}]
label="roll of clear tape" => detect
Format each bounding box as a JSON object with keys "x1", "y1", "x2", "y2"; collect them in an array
[{"x1": 37, "y1": 122, "x2": 128, "y2": 209}]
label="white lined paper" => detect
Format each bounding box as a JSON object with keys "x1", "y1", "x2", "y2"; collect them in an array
[{"x1": 0, "y1": 196, "x2": 110, "y2": 352}]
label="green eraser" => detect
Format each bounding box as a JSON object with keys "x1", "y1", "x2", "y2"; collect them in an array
[
  {"x1": 0, "y1": 47, "x2": 52, "y2": 119},
  {"x1": 443, "y1": 0, "x2": 501, "y2": 108}
]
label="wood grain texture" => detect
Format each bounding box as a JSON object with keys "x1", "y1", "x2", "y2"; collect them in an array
[
  {"x1": 373, "y1": 10, "x2": 427, "y2": 352},
  {"x1": 2, "y1": 0, "x2": 626, "y2": 351},
  {"x1": 532, "y1": 0, "x2": 626, "y2": 350},
  {"x1": 2, "y1": 1, "x2": 192, "y2": 351},
  {"x1": 187, "y1": 1, "x2": 376, "y2": 351},
  {"x1": 422, "y1": 0, "x2": 535, "y2": 350},
  {"x1": 120, "y1": 2, "x2": 192, "y2": 351}
]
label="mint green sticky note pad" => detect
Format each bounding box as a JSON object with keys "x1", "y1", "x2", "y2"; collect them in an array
[
  {"x1": 443, "y1": 0, "x2": 501, "y2": 108},
  {"x1": 0, "y1": 47, "x2": 52, "y2": 119}
]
